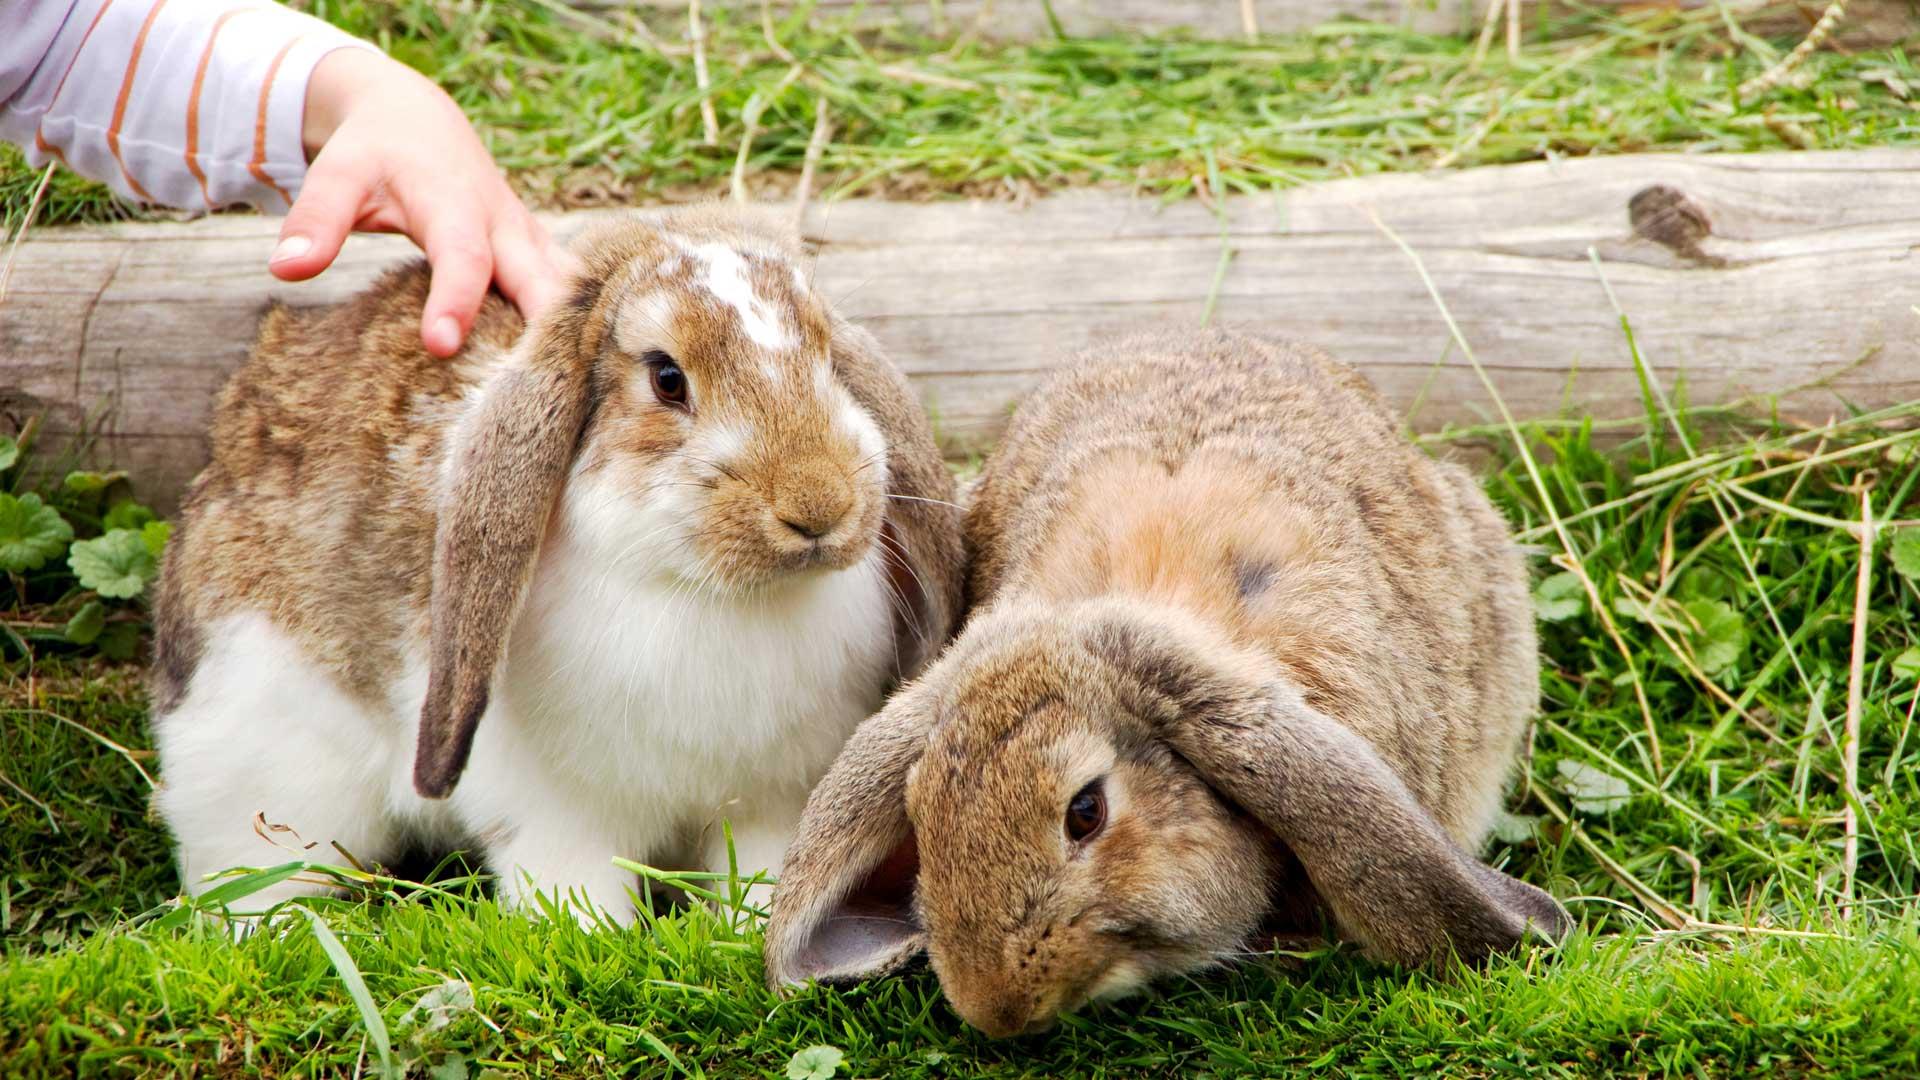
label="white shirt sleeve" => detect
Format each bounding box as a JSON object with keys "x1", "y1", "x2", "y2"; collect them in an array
[{"x1": 0, "y1": 0, "x2": 377, "y2": 212}]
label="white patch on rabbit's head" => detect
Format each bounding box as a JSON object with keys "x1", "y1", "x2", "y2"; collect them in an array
[{"x1": 674, "y1": 239, "x2": 795, "y2": 350}]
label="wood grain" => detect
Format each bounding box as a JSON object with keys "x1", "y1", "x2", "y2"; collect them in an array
[{"x1": 4, "y1": 150, "x2": 1917, "y2": 511}]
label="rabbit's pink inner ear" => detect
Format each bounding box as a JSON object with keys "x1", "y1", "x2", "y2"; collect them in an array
[{"x1": 785, "y1": 832, "x2": 924, "y2": 984}]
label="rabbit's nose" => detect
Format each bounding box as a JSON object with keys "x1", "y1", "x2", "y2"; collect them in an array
[
  {"x1": 772, "y1": 483, "x2": 854, "y2": 542},
  {"x1": 779, "y1": 513, "x2": 833, "y2": 540},
  {"x1": 944, "y1": 980, "x2": 1046, "y2": 1040},
  {"x1": 960, "y1": 999, "x2": 1032, "y2": 1040}
]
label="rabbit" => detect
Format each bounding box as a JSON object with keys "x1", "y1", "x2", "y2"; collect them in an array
[
  {"x1": 147, "y1": 205, "x2": 964, "y2": 923},
  {"x1": 762, "y1": 329, "x2": 1568, "y2": 1037}
]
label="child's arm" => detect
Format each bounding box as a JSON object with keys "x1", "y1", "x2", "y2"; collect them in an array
[
  {"x1": 1, "y1": 0, "x2": 573, "y2": 355},
  {"x1": 1, "y1": 0, "x2": 375, "y2": 209}
]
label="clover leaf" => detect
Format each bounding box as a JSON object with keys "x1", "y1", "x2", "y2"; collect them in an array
[
  {"x1": 140, "y1": 520, "x2": 172, "y2": 559},
  {"x1": 787, "y1": 1045, "x2": 845, "y2": 1080},
  {"x1": 96, "y1": 622, "x2": 141, "y2": 661},
  {"x1": 1490, "y1": 809, "x2": 1543, "y2": 845},
  {"x1": 1532, "y1": 571, "x2": 1586, "y2": 622},
  {"x1": 0, "y1": 493, "x2": 74, "y2": 572},
  {"x1": 68, "y1": 528, "x2": 158, "y2": 599},
  {"x1": 1681, "y1": 598, "x2": 1747, "y2": 676},
  {"x1": 63, "y1": 470, "x2": 127, "y2": 497},
  {"x1": 1894, "y1": 648, "x2": 1920, "y2": 682},
  {"x1": 1893, "y1": 528, "x2": 1920, "y2": 583},
  {"x1": 1556, "y1": 759, "x2": 1634, "y2": 816},
  {"x1": 64, "y1": 600, "x2": 106, "y2": 645},
  {"x1": 102, "y1": 501, "x2": 156, "y2": 532}
]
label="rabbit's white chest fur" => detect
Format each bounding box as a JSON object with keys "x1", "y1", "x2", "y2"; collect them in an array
[
  {"x1": 152, "y1": 466, "x2": 895, "y2": 926},
  {"x1": 489, "y1": 473, "x2": 895, "y2": 835},
  {"x1": 418, "y1": 462, "x2": 898, "y2": 909}
]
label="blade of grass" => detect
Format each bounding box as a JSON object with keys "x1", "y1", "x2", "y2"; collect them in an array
[{"x1": 295, "y1": 905, "x2": 397, "y2": 1080}]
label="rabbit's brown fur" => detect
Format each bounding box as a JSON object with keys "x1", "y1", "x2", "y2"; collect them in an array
[
  {"x1": 765, "y1": 330, "x2": 1564, "y2": 1037},
  {"x1": 153, "y1": 266, "x2": 503, "y2": 713},
  {"x1": 150, "y1": 206, "x2": 963, "y2": 920},
  {"x1": 963, "y1": 332, "x2": 1535, "y2": 842}
]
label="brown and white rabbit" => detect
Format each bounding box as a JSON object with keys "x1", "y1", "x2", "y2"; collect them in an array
[
  {"x1": 149, "y1": 205, "x2": 963, "y2": 922},
  {"x1": 763, "y1": 330, "x2": 1567, "y2": 1036}
]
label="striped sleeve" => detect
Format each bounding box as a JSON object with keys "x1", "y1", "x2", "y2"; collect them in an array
[{"x1": 0, "y1": 0, "x2": 377, "y2": 212}]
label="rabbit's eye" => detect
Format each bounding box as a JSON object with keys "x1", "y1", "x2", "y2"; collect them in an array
[
  {"x1": 645, "y1": 353, "x2": 689, "y2": 409},
  {"x1": 1065, "y1": 780, "x2": 1106, "y2": 843}
]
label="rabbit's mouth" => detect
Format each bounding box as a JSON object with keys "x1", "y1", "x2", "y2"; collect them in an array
[
  {"x1": 662, "y1": 526, "x2": 884, "y2": 601},
  {"x1": 639, "y1": 490, "x2": 882, "y2": 592},
  {"x1": 983, "y1": 960, "x2": 1146, "y2": 1038},
  {"x1": 760, "y1": 521, "x2": 876, "y2": 574}
]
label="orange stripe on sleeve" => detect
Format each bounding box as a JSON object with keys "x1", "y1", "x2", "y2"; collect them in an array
[
  {"x1": 105, "y1": 0, "x2": 171, "y2": 203},
  {"x1": 247, "y1": 36, "x2": 302, "y2": 209},
  {"x1": 32, "y1": 0, "x2": 118, "y2": 162},
  {"x1": 184, "y1": 7, "x2": 255, "y2": 208}
]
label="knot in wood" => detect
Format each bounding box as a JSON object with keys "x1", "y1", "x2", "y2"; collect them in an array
[{"x1": 1628, "y1": 185, "x2": 1716, "y2": 263}]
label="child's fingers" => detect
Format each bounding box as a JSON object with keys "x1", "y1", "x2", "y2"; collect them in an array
[
  {"x1": 419, "y1": 212, "x2": 495, "y2": 357},
  {"x1": 490, "y1": 216, "x2": 575, "y2": 324},
  {"x1": 271, "y1": 148, "x2": 372, "y2": 282}
]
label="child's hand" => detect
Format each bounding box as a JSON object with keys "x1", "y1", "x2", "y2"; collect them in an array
[{"x1": 271, "y1": 48, "x2": 577, "y2": 357}]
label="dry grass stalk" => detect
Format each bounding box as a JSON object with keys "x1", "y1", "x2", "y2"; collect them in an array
[
  {"x1": 1841, "y1": 486, "x2": 1874, "y2": 918},
  {"x1": 690, "y1": 0, "x2": 720, "y2": 146},
  {"x1": 873, "y1": 64, "x2": 979, "y2": 92},
  {"x1": 0, "y1": 162, "x2": 56, "y2": 308},
  {"x1": 1471, "y1": 0, "x2": 1520, "y2": 65},
  {"x1": 1739, "y1": 0, "x2": 1850, "y2": 100},
  {"x1": 792, "y1": 94, "x2": 832, "y2": 228},
  {"x1": 732, "y1": 63, "x2": 805, "y2": 202},
  {"x1": 761, "y1": 0, "x2": 796, "y2": 63}
]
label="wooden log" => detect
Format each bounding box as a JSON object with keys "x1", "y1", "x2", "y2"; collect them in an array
[
  {"x1": 604, "y1": 0, "x2": 1916, "y2": 48},
  {"x1": 4, "y1": 149, "x2": 1917, "y2": 512}
]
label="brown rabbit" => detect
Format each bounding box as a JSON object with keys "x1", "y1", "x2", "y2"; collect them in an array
[
  {"x1": 763, "y1": 330, "x2": 1566, "y2": 1036},
  {"x1": 149, "y1": 205, "x2": 963, "y2": 921}
]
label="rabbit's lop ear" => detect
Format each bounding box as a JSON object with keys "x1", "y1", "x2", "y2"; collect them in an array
[
  {"x1": 828, "y1": 322, "x2": 960, "y2": 680},
  {"x1": 413, "y1": 303, "x2": 599, "y2": 799},
  {"x1": 1086, "y1": 617, "x2": 1570, "y2": 968},
  {"x1": 763, "y1": 682, "x2": 938, "y2": 990}
]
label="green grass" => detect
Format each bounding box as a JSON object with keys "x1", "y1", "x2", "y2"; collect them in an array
[
  {"x1": 3, "y1": 892, "x2": 1917, "y2": 1077},
  {"x1": 5, "y1": 4, "x2": 1920, "y2": 1074},
  {"x1": 0, "y1": 664, "x2": 170, "y2": 954},
  {"x1": 4, "y1": 380, "x2": 1919, "y2": 1076},
  {"x1": 5, "y1": 0, "x2": 1920, "y2": 232}
]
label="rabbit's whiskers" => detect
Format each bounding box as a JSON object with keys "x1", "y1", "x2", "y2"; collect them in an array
[{"x1": 886, "y1": 493, "x2": 963, "y2": 510}]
